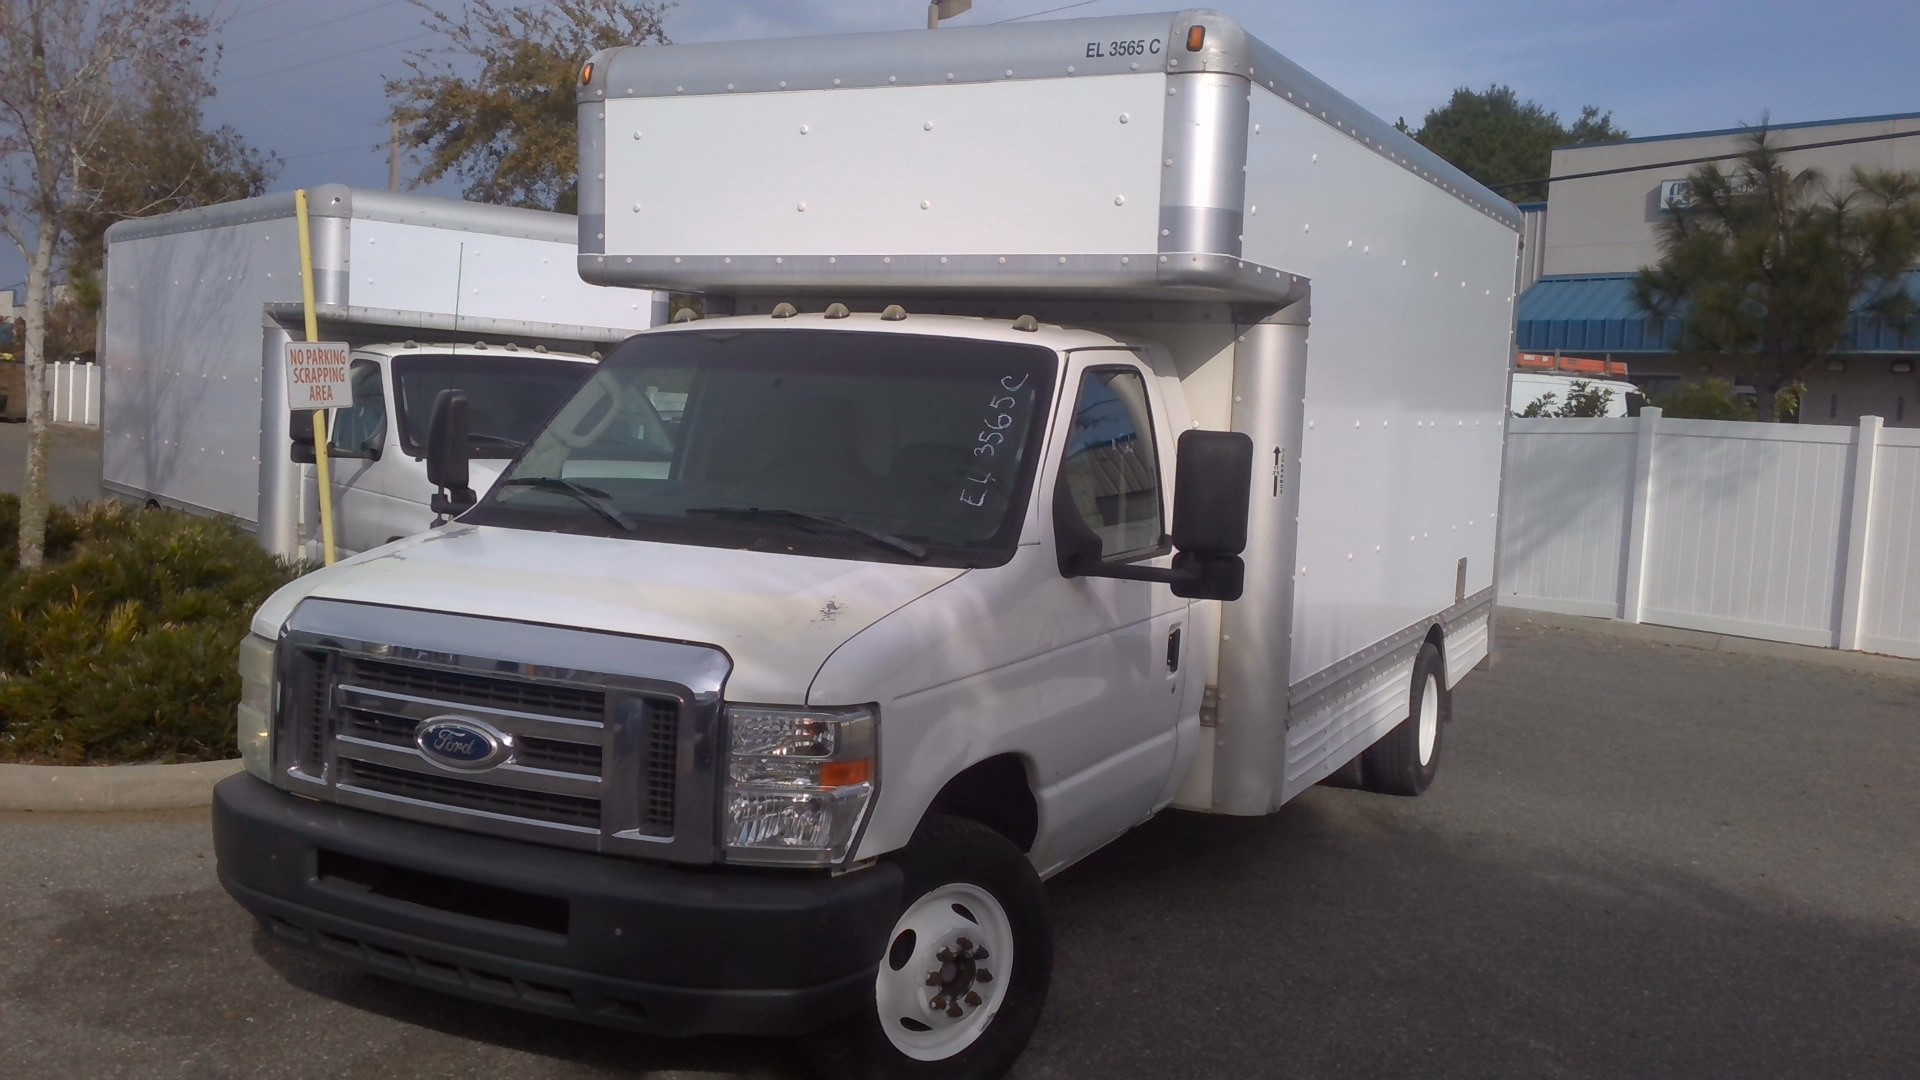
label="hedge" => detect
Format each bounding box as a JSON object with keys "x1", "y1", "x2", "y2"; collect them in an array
[{"x1": 0, "y1": 496, "x2": 302, "y2": 764}]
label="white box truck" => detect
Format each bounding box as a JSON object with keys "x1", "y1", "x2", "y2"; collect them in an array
[
  {"x1": 213, "y1": 12, "x2": 1519, "y2": 1078},
  {"x1": 101, "y1": 185, "x2": 663, "y2": 559}
]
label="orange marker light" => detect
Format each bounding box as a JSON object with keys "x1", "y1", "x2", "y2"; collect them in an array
[
  {"x1": 1186, "y1": 25, "x2": 1206, "y2": 51},
  {"x1": 819, "y1": 759, "x2": 874, "y2": 789},
  {"x1": 580, "y1": 61, "x2": 594, "y2": 85}
]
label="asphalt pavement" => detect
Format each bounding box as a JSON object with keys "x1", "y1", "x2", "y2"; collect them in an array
[
  {"x1": 0, "y1": 421, "x2": 103, "y2": 505},
  {"x1": 2, "y1": 615, "x2": 1916, "y2": 1079}
]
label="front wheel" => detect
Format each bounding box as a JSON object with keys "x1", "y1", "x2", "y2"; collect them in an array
[{"x1": 809, "y1": 816, "x2": 1052, "y2": 1080}]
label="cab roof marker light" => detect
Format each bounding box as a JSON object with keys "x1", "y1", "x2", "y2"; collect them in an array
[
  {"x1": 880, "y1": 304, "x2": 907, "y2": 321},
  {"x1": 1186, "y1": 25, "x2": 1206, "y2": 52},
  {"x1": 771, "y1": 301, "x2": 799, "y2": 318},
  {"x1": 580, "y1": 61, "x2": 594, "y2": 85},
  {"x1": 824, "y1": 303, "x2": 852, "y2": 319}
]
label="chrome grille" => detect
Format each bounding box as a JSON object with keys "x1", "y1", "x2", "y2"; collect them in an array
[
  {"x1": 338, "y1": 760, "x2": 602, "y2": 830},
  {"x1": 344, "y1": 656, "x2": 605, "y2": 723},
  {"x1": 279, "y1": 646, "x2": 689, "y2": 854}
]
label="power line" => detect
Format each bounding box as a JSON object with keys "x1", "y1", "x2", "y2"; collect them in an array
[
  {"x1": 217, "y1": 29, "x2": 437, "y2": 87},
  {"x1": 225, "y1": 0, "x2": 305, "y2": 24},
  {"x1": 1492, "y1": 127, "x2": 1920, "y2": 193},
  {"x1": 280, "y1": 141, "x2": 380, "y2": 162},
  {"x1": 995, "y1": 1, "x2": 1104, "y2": 24},
  {"x1": 228, "y1": 0, "x2": 406, "y2": 50}
]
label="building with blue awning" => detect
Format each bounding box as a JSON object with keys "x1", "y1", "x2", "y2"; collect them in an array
[{"x1": 1521, "y1": 112, "x2": 1920, "y2": 425}]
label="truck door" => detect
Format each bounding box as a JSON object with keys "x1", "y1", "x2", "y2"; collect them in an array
[
  {"x1": 1036, "y1": 359, "x2": 1188, "y2": 861},
  {"x1": 325, "y1": 357, "x2": 422, "y2": 555}
]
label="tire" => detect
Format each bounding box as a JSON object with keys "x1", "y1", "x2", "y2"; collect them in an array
[
  {"x1": 1361, "y1": 640, "x2": 1449, "y2": 796},
  {"x1": 808, "y1": 815, "x2": 1052, "y2": 1080}
]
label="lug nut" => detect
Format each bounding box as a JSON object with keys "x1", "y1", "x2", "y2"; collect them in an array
[
  {"x1": 947, "y1": 1003, "x2": 964, "y2": 1019},
  {"x1": 974, "y1": 947, "x2": 990, "y2": 960},
  {"x1": 931, "y1": 995, "x2": 948, "y2": 1010},
  {"x1": 964, "y1": 991, "x2": 983, "y2": 1006},
  {"x1": 926, "y1": 973, "x2": 943, "y2": 987},
  {"x1": 977, "y1": 969, "x2": 993, "y2": 983},
  {"x1": 956, "y1": 937, "x2": 974, "y2": 952},
  {"x1": 936, "y1": 947, "x2": 954, "y2": 962}
]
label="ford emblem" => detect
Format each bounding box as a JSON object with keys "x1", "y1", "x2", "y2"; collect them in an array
[{"x1": 415, "y1": 716, "x2": 512, "y2": 770}]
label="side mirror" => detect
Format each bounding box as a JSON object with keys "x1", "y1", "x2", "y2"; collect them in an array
[
  {"x1": 1625, "y1": 392, "x2": 1647, "y2": 417},
  {"x1": 289, "y1": 410, "x2": 317, "y2": 465},
  {"x1": 1167, "y1": 430, "x2": 1252, "y2": 600},
  {"x1": 1052, "y1": 429, "x2": 1252, "y2": 602},
  {"x1": 426, "y1": 389, "x2": 476, "y2": 518}
]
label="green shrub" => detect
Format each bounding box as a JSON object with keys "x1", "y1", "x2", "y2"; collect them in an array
[{"x1": 0, "y1": 498, "x2": 302, "y2": 764}]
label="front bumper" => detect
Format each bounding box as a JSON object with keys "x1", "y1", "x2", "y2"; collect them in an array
[{"x1": 212, "y1": 774, "x2": 903, "y2": 1037}]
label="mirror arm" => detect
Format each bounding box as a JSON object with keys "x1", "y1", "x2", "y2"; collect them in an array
[{"x1": 1068, "y1": 559, "x2": 1194, "y2": 588}]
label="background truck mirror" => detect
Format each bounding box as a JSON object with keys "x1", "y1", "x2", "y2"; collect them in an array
[
  {"x1": 426, "y1": 389, "x2": 476, "y2": 517},
  {"x1": 1170, "y1": 429, "x2": 1253, "y2": 556},
  {"x1": 288, "y1": 410, "x2": 317, "y2": 465}
]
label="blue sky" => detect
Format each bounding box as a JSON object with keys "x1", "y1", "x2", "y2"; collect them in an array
[{"x1": 5, "y1": 0, "x2": 1918, "y2": 295}]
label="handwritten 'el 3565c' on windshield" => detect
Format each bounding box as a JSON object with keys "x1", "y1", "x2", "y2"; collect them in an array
[{"x1": 960, "y1": 373, "x2": 1031, "y2": 510}]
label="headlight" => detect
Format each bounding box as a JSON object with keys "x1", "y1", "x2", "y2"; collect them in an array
[
  {"x1": 722, "y1": 704, "x2": 875, "y2": 866},
  {"x1": 237, "y1": 634, "x2": 277, "y2": 782}
]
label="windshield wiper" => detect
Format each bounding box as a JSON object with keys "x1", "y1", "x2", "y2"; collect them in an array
[
  {"x1": 685, "y1": 506, "x2": 930, "y2": 561},
  {"x1": 497, "y1": 476, "x2": 638, "y2": 532}
]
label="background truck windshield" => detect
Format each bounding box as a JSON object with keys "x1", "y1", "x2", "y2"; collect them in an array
[
  {"x1": 392, "y1": 353, "x2": 597, "y2": 459},
  {"x1": 470, "y1": 329, "x2": 1058, "y2": 566}
]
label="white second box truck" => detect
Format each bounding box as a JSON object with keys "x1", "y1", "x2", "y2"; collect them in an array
[
  {"x1": 214, "y1": 12, "x2": 1519, "y2": 1078},
  {"x1": 101, "y1": 185, "x2": 662, "y2": 559}
]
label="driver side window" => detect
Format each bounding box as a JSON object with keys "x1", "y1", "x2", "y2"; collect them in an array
[
  {"x1": 328, "y1": 360, "x2": 386, "y2": 459},
  {"x1": 1060, "y1": 367, "x2": 1164, "y2": 561}
]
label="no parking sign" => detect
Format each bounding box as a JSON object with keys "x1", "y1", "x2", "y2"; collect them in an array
[{"x1": 284, "y1": 341, "x2": 351, "y2": 409}]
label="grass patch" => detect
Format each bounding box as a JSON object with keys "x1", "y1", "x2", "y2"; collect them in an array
[{"x1": 0, "y1": 496, "x2": 303, "y2": 764}]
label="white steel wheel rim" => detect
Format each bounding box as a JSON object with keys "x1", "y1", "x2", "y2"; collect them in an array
[
  {"x1": 875, "y1": 882, "x2": 1015, "y2": 1062},
  {"x1": 1417, "y1": 673, "x2": 1440, "y2": 766}
]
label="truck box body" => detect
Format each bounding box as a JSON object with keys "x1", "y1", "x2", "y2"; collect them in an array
[
  {"x1": 577, "y1": 8, "x2": 1519, "y2": 810},
  {"x1": 101, "y1": 186, "x2": 661, "y2": 550}
]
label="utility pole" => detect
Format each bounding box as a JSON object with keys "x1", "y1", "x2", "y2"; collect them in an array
[
  {"x1": 388, "y1": 118, "x2": 400, "y2": 191},
  {"x1": 927, "y1": 0, "x2": 971, "y2": 29}
]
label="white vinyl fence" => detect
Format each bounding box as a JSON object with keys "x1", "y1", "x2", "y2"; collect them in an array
[
  {"x1": 1499, "y1": 408, "x2": 1920, "y2": 660},
  {"x1": 50, "y1": 360, "x2": 99, "y2": 425}
]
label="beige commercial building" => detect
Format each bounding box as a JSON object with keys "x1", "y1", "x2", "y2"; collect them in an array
[{"x1": 1517, "y1": 112, "x2": 1920, "y2": 425}]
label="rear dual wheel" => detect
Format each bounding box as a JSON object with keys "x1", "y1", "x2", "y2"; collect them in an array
[
  {"x1": 810, "y1": 816, "x2": 1051, "y2": 1080},
  {"x1": 1361, "y1": 640, "x2": 1449, "y2": 796}
]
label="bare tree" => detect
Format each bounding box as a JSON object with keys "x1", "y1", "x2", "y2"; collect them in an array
[{"x1": 0, "y1": 0, "x2": 212, "y2": 567}]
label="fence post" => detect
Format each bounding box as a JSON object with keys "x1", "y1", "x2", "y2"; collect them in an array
[
  {"x1": 1618, "y1": 406, "x2": 1661, "y2": 623},
  {"x1": 1836, "y1": 414, "x2": 1882, "y2": 651}
]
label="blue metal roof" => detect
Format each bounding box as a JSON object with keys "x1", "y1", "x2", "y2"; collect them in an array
[
  {"x1": 1552, "y1": 111, "x2": 1920, "y2": 152},
  {"x1": 1516, "y1": 271, "x2": 1920, "y2": 354}
]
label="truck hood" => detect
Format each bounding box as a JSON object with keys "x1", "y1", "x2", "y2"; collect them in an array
[{"x1": 252, "y1": 524, "x2": 966, "y2": 702}]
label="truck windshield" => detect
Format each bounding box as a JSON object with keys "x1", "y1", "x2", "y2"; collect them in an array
[
  {"x1": 392, "y1": 353, "x2": 597, "y2": 459},
  {"x1": 465, "y1": 329, "x2": 1059, "y2": 566}
]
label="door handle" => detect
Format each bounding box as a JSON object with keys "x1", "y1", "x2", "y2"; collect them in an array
[{"x1": 1166, "y1": 627, "x2": 1182, "y2": 673}]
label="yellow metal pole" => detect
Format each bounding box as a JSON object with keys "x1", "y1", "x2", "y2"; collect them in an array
[{"x1": 294, "y1": 189, "x2": 337, "y2": 566}]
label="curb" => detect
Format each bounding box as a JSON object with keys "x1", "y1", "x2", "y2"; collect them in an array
[
  {"x1": 1497, "y1": 606, "x2": 1920, "y2": 681},
  {"x1": 0, "y1": 759, "x2": 242, "y2": 812}
]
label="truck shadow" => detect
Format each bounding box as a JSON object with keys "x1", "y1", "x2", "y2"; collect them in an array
[
  {"x1": 248, "y1": 927, "x2": 808, "y2": 1077},
  {"x1": 219, "y1": 788, "x2": 1920, "y2": 1079}
]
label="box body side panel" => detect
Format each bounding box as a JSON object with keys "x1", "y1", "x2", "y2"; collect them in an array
[
  {"x1": 1241, "y1": 90, "x2": 1515, "y2": 685},
  {"x1": 348, "y1": 220, "x2": 655, "y2": 334},
  {"x1": 102, "y1": 216, "x2": 307, "y2": 522},
  {"x1": 597, "y1": 75, "x2": 1168, "y2": 259}
]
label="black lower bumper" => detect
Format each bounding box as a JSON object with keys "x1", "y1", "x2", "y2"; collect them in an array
[{"x1": 212, "y1": 774, "x2": 903, "y2": 1037}]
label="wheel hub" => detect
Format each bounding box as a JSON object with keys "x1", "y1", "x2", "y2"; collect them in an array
[{"x1": 925, "y1": 937, "x2": 993, "y2": 1019}]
